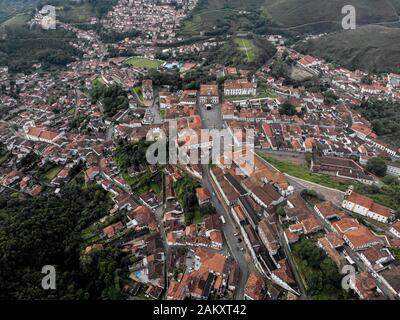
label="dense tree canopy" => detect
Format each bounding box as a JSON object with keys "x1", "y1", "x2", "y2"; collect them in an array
[
  {"x1": 90, "y1": 84, "x2": 129, "y2": 118},
  {"x1": 366, "y1": 157, "x2": 387, "y2": 177},
  {"x1": 0, "y1": 181, "x2": 128, "y2": 299},
  {"x1": 0, "y1": 23, "x2": 80, "y2": 74},
  {"x1": 355, "y1": 100, "x2": 400, "y2": 147},
  {"x1": 174, "y1": 177, "x2": 200, "y2": 225},
  {"x1": 279, "y1": 101, "x2": 297, "y2": 116},
  {"x1": 115, "y1": 140, "x2": 151, "y2": 171},
  {"x1": 293, "y1": 239, "x2": 345, "y2": 298}
]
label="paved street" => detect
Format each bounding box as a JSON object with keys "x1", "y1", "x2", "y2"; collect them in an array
[
  {"x1": 202, "y1": 164, "x2": 249, "y2": 299},
  {"x1": 198, "y1": 100, "x2": 250, "y2": 298},
  {"x1": 149, "y1": 97, "x2": 163, "y2": 125}
]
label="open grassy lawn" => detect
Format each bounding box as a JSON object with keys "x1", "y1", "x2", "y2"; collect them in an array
[
  {"x1": 234, "y1": 37, "x2": 256, "y2": 62},
  {"x1": 92, "y1": 77, "x2": 105, "y2": 88},
  {"x1": 150, "y1": 181, "x2": 161, "y2": 194},
  {"x1": 257, "y1": 152, "x2": 350, "y2": 191},
  {"x1": 0, "y1": 152, "x2": 10, "y2": 166},
  {"x1": 133, "y1": 86, "x2": 144, "y2": 103},
  {"x1": 80, "y1": 223, "x2": 102, "y2": 246},
  {"x1": 0, "y1": 12, "x2": 29, "y2": 33},
  {"x1": 126, "y1": 57, "x2": 163, "y2": 70},
  {"x1": 56, "y1": 4, "x2": 93, "y2": 23},
  {"x1": 123, "y1": 171, "x2": 162, "y2": 195},
  {"x1": 193, "y1": 209, "x2": 203, "y2": 224},
  {"x1": 43, "y1": 165, "x2": 63, "y2": 182}
]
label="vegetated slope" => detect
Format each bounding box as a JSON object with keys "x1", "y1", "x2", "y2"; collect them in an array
[
  {"x1": 206, "y1": 34, "x2": 276, "y2": 69},
  {"x1": 182, "y1": 0, "x2": 400, "y2": 35},
  {"x1": 0, "y1": 181, "x2": 128, "y2": 300},
  {"x1": 354, "y1": 100, "x2": 400, "y2": 147},
  {"x1": 180, "y1": 0, "x2": 268, "y2": 36},
  {"x1": 263, "y1": 0, "x2": 399, "y2": 29},
  {"x1": 0, "y1": 0, "x2": 38, "y2": 23},
  {"x1": 44, "y1": 0, "x2": 118, "y2": 23},
  {"x1": 296, "y1": 25, "x2": 400, "y2": 73},
  {"x1": 0, "y1": 13, "x2": 81, "y2": 74},
  {"x1": 388, "y1": 0, "x2": 400, "y2": 14}
]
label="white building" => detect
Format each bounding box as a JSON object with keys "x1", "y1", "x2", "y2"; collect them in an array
[{"x1": 342, "y1": 189, "x2": 394, "y2": 224}]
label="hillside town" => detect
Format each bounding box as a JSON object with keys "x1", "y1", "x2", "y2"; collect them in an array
[{"x1": 1, "y1": 0, "x2": 400, "y2": 301}]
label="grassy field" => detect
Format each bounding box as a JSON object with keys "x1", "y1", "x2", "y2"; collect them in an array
[
  {"x1": 80, "y1": 223, "x2": 102, "y2": 247},
  {"x1": 126, "y1": 57, "x2": 163, "y2": 70},
  {"x1": 181, "y1": 0, "x2": 399, "y2": 36},
  {"x1": 257, "y1": 152, "x2": 350, "y2": 191},
  {"x1": 92, "y1": 77, "x2": 105, "y2": 86},
  {"x1": 0, "y1": 152, "x2": 10, "y2": 166},
  {"x1": 179, "y1": 0, "x2": 266, "y2": 36},
  {"x1": 193, "y1": 209, "x2": 203, "y2": 224},
  {"x1": 234, "y1": 37, "x2": 256, "y2": 62},
  {"x1": 0, "y1": 0, "x2": 37, "y2": 23},
  {"x1": 43, "y1": 165, "x2": 63, "y2": 182},
  {"x1": 133, "y1": 86, "x2": 144, "y2": 103},
  {"x1": 0, "y1": 11, "x2": 29, "y2": 33},
  {"x1": 56, "y1": 4, "x2": 93, "y2": 23}
]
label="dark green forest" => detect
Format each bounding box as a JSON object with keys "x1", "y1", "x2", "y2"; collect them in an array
[
  {"x1": 0, "y1": 180, "x2": 128, "y2": 299},
  {"x1": 89, "y1": 83, "x2": 129, "y2": 118},
  {"x1": 355, "y1": 100, "x2": 400, "y2": 147},
  {"x1": 0, "y1": 25, "x2": 80, "y2": 74}
]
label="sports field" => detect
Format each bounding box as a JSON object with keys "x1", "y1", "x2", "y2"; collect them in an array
[
  {"x1": 126, "y1": 57, "x2": 164, "y2": 69},
  {"x1": 234, "y1": 37, "x2": 256, "y2": 62}
]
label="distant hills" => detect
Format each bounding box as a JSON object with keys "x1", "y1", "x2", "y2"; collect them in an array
[
  {"x1": 182, "y1": 0, "x2": 400, "y2": 35},
  {"x1": 0, "y1": 0, "x2": 38, "y2": 23},
  {"x1": 296, "y1": 25, "x2": 400, "y2": 73},
  {"x1": 264, "y1": 0, "x2": 400, "y2": 32},
  {"x1": 181, "y1": 0, "x2": 400, "y2": 73}
]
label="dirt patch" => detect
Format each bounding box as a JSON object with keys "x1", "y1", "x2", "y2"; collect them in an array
[
  {"x1": 290, "y1": 65, "x2": 314, "y2": 81},
  {"x1": 261, "y1": 150, "x2": 306, "y2": 165}
]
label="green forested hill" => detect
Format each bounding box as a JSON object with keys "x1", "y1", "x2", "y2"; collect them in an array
[
  {"x1": 0, "y1": 182, "x2": 127, "y2": 300},
  {"x1": 263, "y1": 0, "x2": 399, "y2": 29},
  {"x1": 181, "y1": 0, "x2": 400, "y2": 35}
]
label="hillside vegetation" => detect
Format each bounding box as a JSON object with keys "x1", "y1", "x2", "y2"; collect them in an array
[
  {"x1": 206, "y1": 34, "x2": 276, "y2": 69},
  {"x1": 180, "y1": 0, "x2": 268, "y2": 36},
  {"x1": 264, "y1": 0, "x2": 399, "y2": 31},
  {"x1": 0, "y1": 0, "x2": 38, "y2": 23},
  {"x1": 43, "y1": 0, "x2": 118, "y2": 23},
  {"x1": 181, "y1": 0, "x2": 400, "y2": 35},
  {"x1": 296, "y1": 25, "x2": 400, "y2": 73}
]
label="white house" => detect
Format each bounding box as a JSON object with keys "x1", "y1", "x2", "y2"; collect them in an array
[{"x1": 342, "y1": 189, "x2": 394, "y2": 224}]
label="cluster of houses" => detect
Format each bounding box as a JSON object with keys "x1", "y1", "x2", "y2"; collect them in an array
[
  {"x1": 101, "y1": 0, "x2": 199, "y2": 44},
  {"x1": 208, "y1": 150, "x2": 301, "y2": 297},
  {"x1": 279, "y1": 188, "x2": 400, "y2": 299},
  {"x1": 166, "y1": 247, "x2": 239, "y2": 300},
  {"x1": 163, "y1": 169, "x2": 224, "y2": 250},
  {"x1": 2, "y1": 4, "x2": 400, "y2": 300}
]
